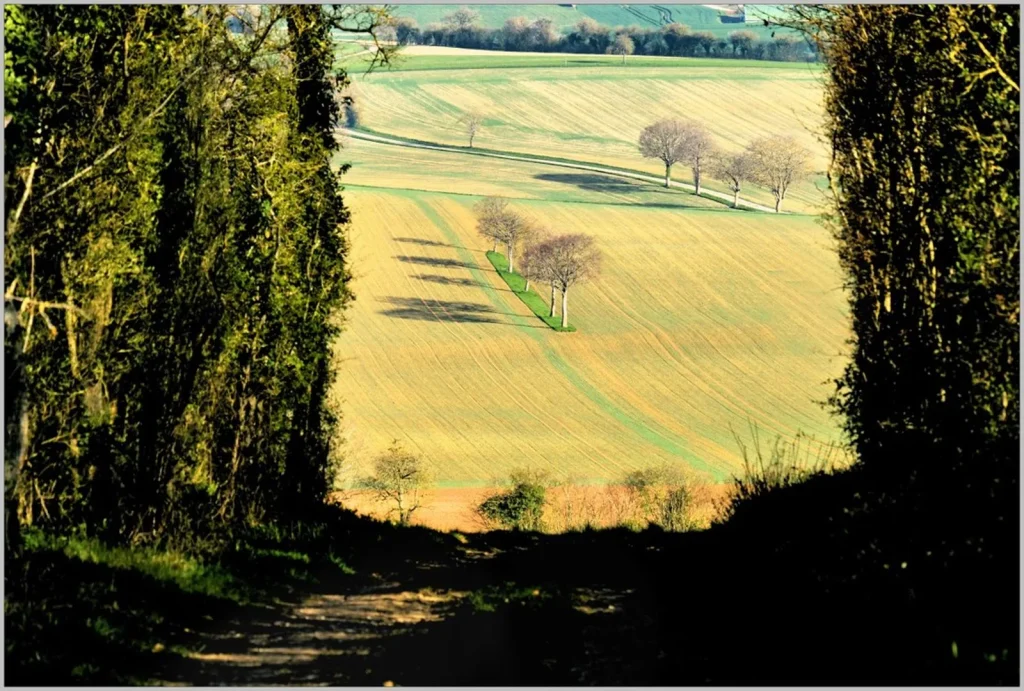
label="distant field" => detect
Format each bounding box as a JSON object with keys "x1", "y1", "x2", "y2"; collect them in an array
[
  {"x1": 389, "y1": 4, "x2": 797, "y2": 40},
  {"x1": 331, "y1": 138, "x2": 848, "y2": 487},
  {"x1": 343, "y1": 50, "x2": 828, "y2": 213}
]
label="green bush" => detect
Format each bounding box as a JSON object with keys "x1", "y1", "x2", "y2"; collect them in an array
[{"x1": 478, "y1": 482, "x2": 547, "y2": 532}]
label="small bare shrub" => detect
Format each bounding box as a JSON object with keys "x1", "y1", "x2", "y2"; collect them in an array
[{"x1": 360, "y1": 441, "x2": 431, "y2": 526}]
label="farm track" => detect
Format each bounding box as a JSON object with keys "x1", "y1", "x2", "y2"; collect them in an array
[{"x1": 341, "y1": 128, "x2": 780, "y2": 214}]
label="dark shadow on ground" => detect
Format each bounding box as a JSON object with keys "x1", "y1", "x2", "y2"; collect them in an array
[
  {"x1": 8, "y1": 453, "x2": 1017, "y2": 686},
  {"x1": 412, "y1": 273, "x2": 510, "y2": 293},
  {"x1": 393, "y1": 237, "x2": 472, "y2": 251},
  {"x1": 394, "y1": 255, "x2": 480, "y2": 270},
  {"x1": 377, "y1": 296, "x2": 524, "y2": 325}
]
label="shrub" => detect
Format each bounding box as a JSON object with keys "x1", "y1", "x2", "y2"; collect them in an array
[
  {"x1": 621, "y1": 463, "x2": 694, "y2": 531},
  {"x1": 478, "y1": 472, "x2": 548, "y2": 531},
  {"x1": 361, "y1": 441, "x2": 431, "y2": 526}
]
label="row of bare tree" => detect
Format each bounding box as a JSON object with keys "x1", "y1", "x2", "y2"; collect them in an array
[
  {"x1": 475, "y1": 197, "x2": 601, "y2": 329},
  {"x1": 638, "y1": 119, "x2": 810, "y2": 212}
]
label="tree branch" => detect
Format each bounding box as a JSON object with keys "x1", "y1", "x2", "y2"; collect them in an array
[{"x1": 40, "y1": 66, "x2": 203, "y2": 202}]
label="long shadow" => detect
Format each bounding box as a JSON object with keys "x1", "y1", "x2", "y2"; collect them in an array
[
  {"x1": 394, "y1": 237, "x2": 472, "y2": 251},
  {"x1": 535, "y1": 172, "x2": 698, "y2": 209},
  {"x1": 377, "y1": 296, "x2": 532, "y2": 326},
  {"x1": 536, "y1": 172, "x2": 651, "y2": 195},
  {"x1": 412, "y1": 273, "x2": 511, "y2": 293},
  {"x1": 394, "y1": 255, "x2": 480, "y2": 270}
]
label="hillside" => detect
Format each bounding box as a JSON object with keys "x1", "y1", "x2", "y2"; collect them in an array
[{"x1": 342, "y1": 50, "x2": 828, "y2": 215}]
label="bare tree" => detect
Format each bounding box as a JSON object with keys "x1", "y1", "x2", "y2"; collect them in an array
[
  {"x1": 520, "y1": 227, "x2": 552, "y2": 292},
  {"x1": 680, "y1": 120, "x2": 716, "y2": 196},
  {"x1": 323, "y1": 5, "x2": 404, "y2": 71},
  {"x1": 541, "y1": 234, "x2": 602, "y2": 329},
  {"x1": 475, "y1": 197, "x2": 534, "y2": 273},
  {"x1": 608, "y1": 33, "x2": 635, "y2": 64},
  {"x1": 746, "y1": 135, "x2": 809, "y2": 212},
  {"x1": 638, "y1": 119, "x2": 688, "y2": 188},
  {"x1": 728, "y1": 29, "x2": 757, "y2": 57},
  {"x1": 460, "y1": 111, "x2": 484, "y2": 148},
  {"x1": 713, "y1": 151, "x2": 756, "y2": 208},
  {"x1": 502, "y1": 212, "x2": 537, "y2": 275},
  {"x1": 443, "y1": 6, "x2": 481, "y2": 32},
  {"x1": 475, "y1": 196, "x2": 509, "y2": 252},
  {"x1": 362, "y1": 440, "x2": 430, "y2": 526}
]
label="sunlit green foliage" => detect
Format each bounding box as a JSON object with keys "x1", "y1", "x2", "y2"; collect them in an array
[{"x1": 3, "y1": 5, "x2": 356, "y2": 548}]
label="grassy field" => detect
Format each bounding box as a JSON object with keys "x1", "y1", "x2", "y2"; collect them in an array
[
  {"x1": 332, "y1": 132, "x2": 847, "y2": 489},
  {"x1": 343, "y1": 49, "x2": 828, "y2": 214}
]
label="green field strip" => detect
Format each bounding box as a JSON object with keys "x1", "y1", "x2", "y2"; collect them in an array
[
  {"x1": 485, "y1": 250, "x2": 576, "y2": 332},
  {"x1": 409, "y1": 195, "x2": 718, "y2": 479},
  {"x1": 350, "y1": 53, "x2": 823, "y2": 75}
]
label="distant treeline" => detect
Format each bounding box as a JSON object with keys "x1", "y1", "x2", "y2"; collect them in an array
[{"x1": 389, "y1": 9, "x2": 818, "y2": 62}]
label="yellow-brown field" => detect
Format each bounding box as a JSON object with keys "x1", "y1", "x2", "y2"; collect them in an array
[
  {"x1": 332, "y1": 152, "x2": 848, "y2": 488},
  {"x1": 328, "y1": 52, "x2": 849, "y2": 528}
]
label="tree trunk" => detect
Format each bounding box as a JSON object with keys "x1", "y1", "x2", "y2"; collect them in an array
[
  {"x1": 549, "y1": 282, "x2": 557, "y2": 317},
  {"x1": 507, "y1": 242, "x2": 515, "y2": 273},
  {"x1": 664, "y1": 163, "x2": 672, "y2": 188},
  {"x1": 693, "y1": 169, "x2": 701, "y2": 196},
  {"x1": 561, "y1": 288, "x2": 569, "y2": 328},
  {"x1": 733, "y1": 189, "x2": 740, "y2": 208},
  {"x1": 775, "y1": 196, "x2": 782, "y2": 213},
  {"x1": 492, "y1": 239, "x2": 498, "y2": 253},
  {"x1": 469, "y1": 132, "x2": 474, "y2": 148},
  {"x1": 525, "y1": 278, "x2": 530, "y2": 291}
]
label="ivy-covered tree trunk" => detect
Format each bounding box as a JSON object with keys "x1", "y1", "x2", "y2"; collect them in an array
[
  {"x1": 810, "y1": 6, "x2": 1019, "y2": 478},
  {"x1": 280, "y1": 5, "x2": 354, "y2": 519}
]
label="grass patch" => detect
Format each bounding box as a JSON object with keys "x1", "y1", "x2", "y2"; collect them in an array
[
  {"x1": 6, "y1": 517, "x2": 364, "y2": 685},
  {"x1": 486, "y1": 250, "x2": 576, "y2": 332},
  {"x1": 354, "y1": 52, "x2": 821, "y2": 74}
]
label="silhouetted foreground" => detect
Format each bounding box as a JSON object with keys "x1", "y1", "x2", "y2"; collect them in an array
[{"x1": 7, "y1": 453, "x2": 1016, "y2": 686}]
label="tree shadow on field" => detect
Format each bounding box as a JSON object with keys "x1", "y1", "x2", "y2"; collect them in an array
[
  {"x1": 535, "y1": 173, "x2": 694, "y2": 208},
  {"x1": 377, "y1": 296, "x2": 523, "y2": 325},
  {"x1": 394, "y1": 255, "x2": 480, "y2": 270},
  {"x1": 412, "y1": 273, "x2": 511, "y2": 293},
  {"x1": 394, "y1": 237, "x2": 471, "y2": 251}
]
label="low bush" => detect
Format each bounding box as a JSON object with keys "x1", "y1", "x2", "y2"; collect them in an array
[{"x1": 478, "y1": 469, "x2": 549, "y2": 531}]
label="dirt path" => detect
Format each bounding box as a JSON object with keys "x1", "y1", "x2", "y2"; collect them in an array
[
  {"x1": 341, "y1": 128, "x2": 780, "y2": 214},
  {"x1": 155, "y1": 533, "x2": 654, "y2": 685}
]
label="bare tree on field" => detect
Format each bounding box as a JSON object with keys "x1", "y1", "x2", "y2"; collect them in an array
[
  {"x1": 475, "y1": 195, "x2": 508, "y2": 252},
  {"x1": 541, "y1": 234, "x2": 602, "y2": 328},
  {"x1": 746, "y1": 135, "x2": 809, "y2": 213},
  {"x1": 362, "y1": 440, "x2": 431, "y2": 526},
  {"x1": 521, "y1": 227, "x2": 553, "y2": 292},
  {"x1": 680, "y1": 120, "x2": 716, "y2": 196},
  {"x1": 460, "y1": 111, "x2": 484, "y2": 148},
  {"x1": 475, "y1": 197, "x2": 535, "y2": 274},
  {"x1": 608, "y1": 33, "x2": 635, "y2": 64},
  {"x1": 638, "y1": 119, "x2": 688, "y2": 188},
  {"x1": 503, "y1": 213, "x2": 538, "y2": 275},
  {"x1": 713, "y1": 151, "x2": 756, "y2": 208}
]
